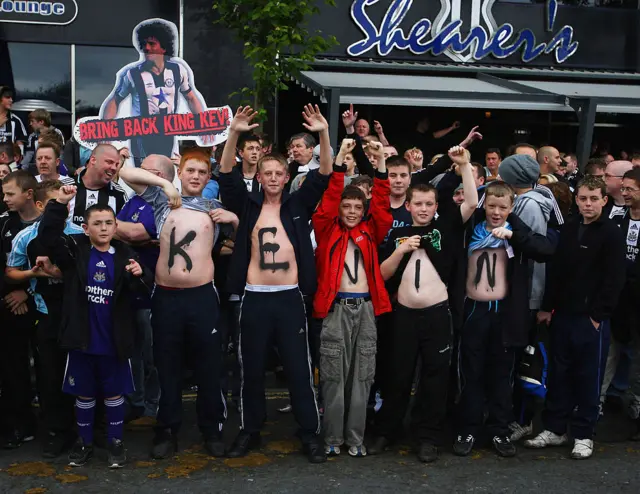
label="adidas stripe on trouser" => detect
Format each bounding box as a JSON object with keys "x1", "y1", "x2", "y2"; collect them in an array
[
  {"x1": 238, "y1": 288, "x2": 320, "y2": 442},
  {"x1": 151, "y1": 282, "x2": 226, "y2": 439}
]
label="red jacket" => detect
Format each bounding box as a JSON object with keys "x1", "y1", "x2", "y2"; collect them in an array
[{"x1": 312, "y1": 166, "x2": 393, "y2": 318}]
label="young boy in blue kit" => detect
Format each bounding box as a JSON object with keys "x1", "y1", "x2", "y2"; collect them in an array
[{"x1": 39, "y1": 184, "x2": 153, "y2": 468}]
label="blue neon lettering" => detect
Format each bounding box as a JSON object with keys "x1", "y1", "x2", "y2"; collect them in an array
[{"x1": 347, "y1": 0, "x2": 579, "y2": 64}]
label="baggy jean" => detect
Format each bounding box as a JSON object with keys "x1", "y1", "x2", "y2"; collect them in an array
[{"x1": 320, "y1": 300, "x2": 377, "y2": 448}]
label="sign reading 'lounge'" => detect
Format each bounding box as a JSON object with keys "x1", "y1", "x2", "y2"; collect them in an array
[
  {"x1": 348, "y1": 0, "x2": 579, "y2": 64},
  {"x1": 0, "y1": 0, "x2": 78, "y2": 25}
]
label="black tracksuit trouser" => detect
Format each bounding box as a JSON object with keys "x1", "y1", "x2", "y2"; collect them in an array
[
  {"x1": 0, "y1": 304, "x2": 37, "y2": 434},
  {"x1": 375, "y1": 302, "x2": 452, "y2": 446},
  {"x1": 457, "y1": 299, "x2": 516, "y2": 438},
  {"x1": 542, "y1": 312, "x2": 610, "y2": 440},
  {"x1": 239, "y1": 287, "x2": 319, "y2": 443},
  {"x1": 36, "y1": 311, "x2": 74, "y2": 435},
  {"x1": 151, "y1": 283, "x2": 225, "y2": 440}
]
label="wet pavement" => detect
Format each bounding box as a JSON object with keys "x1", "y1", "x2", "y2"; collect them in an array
[{"x1": 1, "y1": 391, "x2": 640, "y2": 493}]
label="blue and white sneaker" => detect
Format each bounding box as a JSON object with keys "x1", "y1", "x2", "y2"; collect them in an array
[
  {"x1": 325, "y1": 445, "x2": 340, "y2": 456},
  {"x1": 348, "y1": 445, "x2": 367, "y2": 457}
]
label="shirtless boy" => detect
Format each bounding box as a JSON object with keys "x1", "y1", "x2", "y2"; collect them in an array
[
  {"x1": 119, "y1": 150, "x2": 239, "y2": 459},
  {"x1": 370, "y1": 146, "x2": 478, "y2": 463},
  {"x1": 219, "y1": 105, "x2": 332, "y2": 463},
  {"x1": 454, "y1": 181, "x2": 554, "y2": 458}
]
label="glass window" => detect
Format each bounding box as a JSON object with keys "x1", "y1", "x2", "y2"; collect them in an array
[
  {"x1": 6, "y1": 42, "x2": 72, "y2": 110},
  {"x1": 5, "y1": 42, "x2": 72, "y2": 137},
  {"x1": 75, "y1": 46, "x2": 139, "y2": 120}
]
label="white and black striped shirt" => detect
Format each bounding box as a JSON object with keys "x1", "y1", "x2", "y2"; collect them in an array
[
  {"x1": 0, "y1": 112, "x2": 28, "y2": 144},
  {"x1": 68, "y1": 173, "x2": 127, "y2": 226}
]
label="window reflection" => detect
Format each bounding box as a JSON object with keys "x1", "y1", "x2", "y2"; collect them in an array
[
  {"x1": 6, "y1": 42, "x2": 72, "y2": 111},
  {"x1": 75, "y1": 46, "x2": 139, "y2": 119}
]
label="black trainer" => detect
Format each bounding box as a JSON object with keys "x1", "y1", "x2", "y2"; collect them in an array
[
  {"x1": 492, "y1": 436, "x2": 517, "y2": 457},
  {"x1": 3, "y1": 429, "x2": 35, "y2": 450},
  {"x1": 150, "y1": 430, "x2": 178, "y2": 460},
  {"x1": 68, "y1": 438, "x2": 94, "y2": 467},
  {"x1": 226, "y1": 431, "x2": 261, "y2": 458},
  {"x1": 42, "y1": 431, "x2": 76, "y2": 458},
  {"x1": 107, "y1": 438, "x2": 127, "y2": 468},
  {"x1": 417, "y1": 442, "x2": 438, "y2": 463},
  {"x1": 204, "y1": 436, "x2": 226, "y2": 457},
  {"x1": 453, "y1": 434, "x2": 475, "y2": 457},
  {"x1": 302, "y1": 436, "x2": 327, "y2": 464},
  {"x1": 367, "y1": 436, "x2": 390, "y2": 455}
]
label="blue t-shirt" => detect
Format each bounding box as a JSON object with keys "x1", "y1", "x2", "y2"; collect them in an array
[
  {"x1": 117, "y1": 196, "x2": 158, "y2": 309},
  {"x1": 86, "y1": 247, "x2": 116, "y2": 356}
]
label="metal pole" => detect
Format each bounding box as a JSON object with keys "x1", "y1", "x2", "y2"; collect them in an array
[
  {"x1": 326, "y1": 88, "x2": 340, "y2": 151},
  {"x1": 571, "y1": 97, "x2": 597, "y2": 171},
  {"x1": 71, "y1": 44, "x2": 76, "y2": 125}
]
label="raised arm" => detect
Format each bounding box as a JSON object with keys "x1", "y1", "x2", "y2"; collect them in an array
[
  {"x1": 342, "y1": 104, "x2": 375, "y2": 178},
  {"x1": 313, "y1": 139, "x2": 356, "y2": 236},
  {"x1": 448, "y1": 146, "x2": 478, "y2": 223},
  {"x1": 373, "y1": 120, "x2": 390, "y2": 146},
  {"x1": 220, "y1": 106, "x2": 259, "y2": 174},
  {"x1": 118, "y1": 166, "x2": 181, "y2": 208},
  {"x1": 433, "y1": 120, "x2": 460, "y2": 139},
  {"x1": 39, "y1": 186, "x2": 78, "y2": 270},
  {"x1": 411, "y1": 125, "x2": 482, "y2": 186},
  {"x1": 301, "y1": 104, "x2": 332, "y2": 176}
]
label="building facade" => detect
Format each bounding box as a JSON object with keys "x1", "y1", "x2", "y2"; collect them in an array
[{"x1": 1, "y1": 0, "x2": 639, "y2": 163}]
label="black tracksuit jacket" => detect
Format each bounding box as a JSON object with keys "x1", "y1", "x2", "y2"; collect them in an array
[{"x1": 542, "y1": 214, "x2": 626, "y2": 323}]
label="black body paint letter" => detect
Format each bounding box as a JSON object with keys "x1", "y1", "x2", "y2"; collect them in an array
[
  {"x1": 415, "y1": 259, "x2": 421, "y2": 291},
  {"x1": 168, "y1": 228, "x2": 197, "y2": 273},
  {"x1": 344, "y1": 248, "x2": 361, "y2": 284},
  {"x1": 474, "y1": 252, "x2": 497, "y2": 290},
  {"x1": 258, "y1": 227, "x2": 290, "y2": 272}
]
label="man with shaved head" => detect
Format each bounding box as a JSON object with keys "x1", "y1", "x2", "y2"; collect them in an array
[
  {"x1": 115, "y1": 154, "x2": 175, "y2": 421},
  {"x1": 68, "y1": 143, "x2": 128, "y2": 226},
  {"x1": 538, "y1": 146, "x2": 562, "y2": 177},
  {"x1": 604, "y1": 160, "x2": 634, "y2": 225}
]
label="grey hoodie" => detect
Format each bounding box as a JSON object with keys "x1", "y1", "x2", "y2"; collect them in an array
[{"x1": 513, "y1": 188, "x2": 554, "y2": 310}]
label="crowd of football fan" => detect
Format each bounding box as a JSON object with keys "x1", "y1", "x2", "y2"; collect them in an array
[{"x1": 1, "y1": 85, "x2": 640, "y2": 469}]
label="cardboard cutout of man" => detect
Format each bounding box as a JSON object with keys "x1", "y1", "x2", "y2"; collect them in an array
[{"x1": 99, "y1": 18, "x2": 215, "y2": 164}]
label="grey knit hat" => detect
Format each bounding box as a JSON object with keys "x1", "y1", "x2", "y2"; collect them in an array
[{"x1": 498, "y1": 154, "x2": 540, "y2": 188}]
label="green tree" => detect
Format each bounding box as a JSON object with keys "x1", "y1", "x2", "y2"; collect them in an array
[{"x1": 212, "y1": 0, "x2": 337, "y2": 120}]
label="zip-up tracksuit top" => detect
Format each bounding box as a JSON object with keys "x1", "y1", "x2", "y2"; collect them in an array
[{"x1": 542, "y1": 214, "x2": 626, "y2": 323}]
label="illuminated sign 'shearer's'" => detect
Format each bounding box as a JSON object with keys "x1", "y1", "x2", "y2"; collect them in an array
[{"x1": 347, "y1": 0, "x2": 578, "y2": 64}]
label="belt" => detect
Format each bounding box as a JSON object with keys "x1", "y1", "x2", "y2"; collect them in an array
[{"x1": 335, "y1": 296, "x2": 371, "y2": 306}]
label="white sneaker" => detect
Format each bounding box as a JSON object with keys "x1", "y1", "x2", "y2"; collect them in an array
[
  {"x1": 508, "y1": 422, "x2": 533, "y2": 442},
  {"x1": 325, "y1": 444, "x2": 340, "y2": 456},
  {"x1": 524, "y1": 430, "x2": 569, "y2": 449},
  {"x1": 571, "y1": 439, "x2": 593, "y2": 459},
  {"x1": 348, "y1": 445, "x2": 367, "y2": 457}
]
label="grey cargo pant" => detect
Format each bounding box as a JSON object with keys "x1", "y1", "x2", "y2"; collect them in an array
[{"x1": 320, "y1": 299, "x2": 377, "y2": 447}]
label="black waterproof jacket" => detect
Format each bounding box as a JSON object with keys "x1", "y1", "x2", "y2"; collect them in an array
[{"x1": 39, "y1": 201, "x2": 153, "y2": 359}]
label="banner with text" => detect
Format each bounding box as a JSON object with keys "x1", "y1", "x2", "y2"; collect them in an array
[{"x1": 73, "y1": 18, "x2": 231, "y2": 165}]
